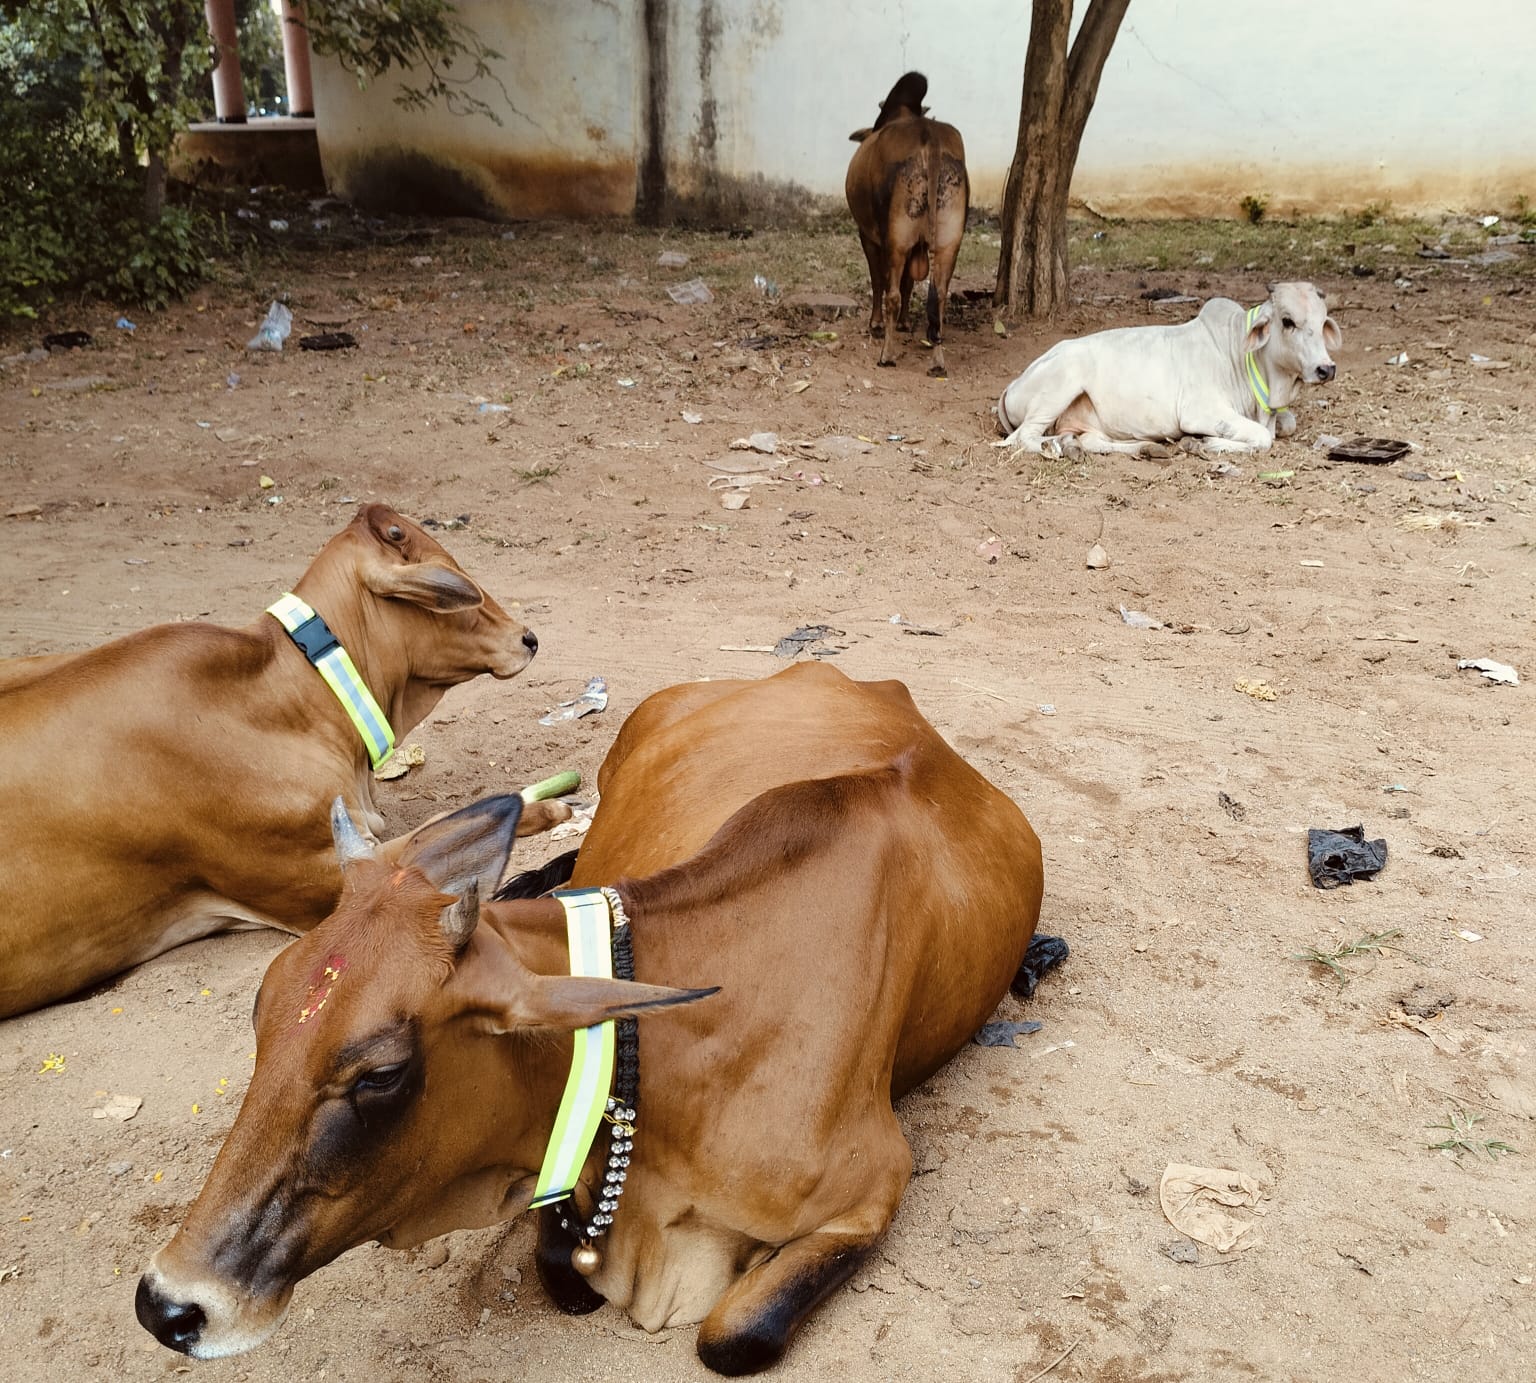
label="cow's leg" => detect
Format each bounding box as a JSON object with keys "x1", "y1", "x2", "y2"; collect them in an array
[
  {"x1": 859, "y1": 235, "x2": 885, "y2": 338},
  {"x1": 897, "y1": 262, "x2": 916, "y2": 333},
  {"x1": 1076, "y1": 430, "x2": 1154, "y2": 456},
  {"x1": 534, "y1": 1204, "x2": 606, "y2": 1315},
  {"x1": 1178, "y1": 409, "x2": 1273, "y2": 454},
  {"x1": 1273, "y1": 407, "x2": 1297, "y2": 437},
  {"x1": 695, "y1": 1126, "x2": 908, "y2": 1375},
  {"x1": 924, "y1": 239, "x2": 961, "y2": 377},
  {"x1": 878, "y1": 242, "x2": 908, "y2": 366}
]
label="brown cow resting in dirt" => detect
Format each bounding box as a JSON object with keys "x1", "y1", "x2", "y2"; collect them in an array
[
  {"x1": 137, "y1": 662, "x2": 1063, "y2": 1374},
  {"x1": 846, "y1": 71, "x2": 969, "y2": 376},
  {"x1": 0, "y1": 503, "x2": 555, "y2": 1020}
]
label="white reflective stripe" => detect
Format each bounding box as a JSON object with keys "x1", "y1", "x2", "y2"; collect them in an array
[{"x1": 530, "y1": 890, "x2": 616, "y2": 1207}]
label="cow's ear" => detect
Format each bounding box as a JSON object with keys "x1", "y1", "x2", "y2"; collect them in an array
[
  {"x1": 499, "y1": 973, "x2": 718, "y2": 1033},
  {"x1": 365, "y1": 559, "x2": 484, "y2": 612},
  {"x1": 1322, "y1": 316, "x2": 1343, "y2": 351},
  {"x1": 1244, "y1": 302, "x2": 1273, "y2": 352},
  {"x1": 449, "y1": 927, "x2": 717, "y2": 1032},
  {"x1": 383, "y1": 793, "x2": 524, "y2": 903},
  {"x1": 848, "y1": 126, "x2": 872, "y2": 142}
]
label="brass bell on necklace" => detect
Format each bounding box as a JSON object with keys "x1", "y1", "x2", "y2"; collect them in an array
[{"x1": 571, "y1": 1243, "x2": 603, "y2": 1276}]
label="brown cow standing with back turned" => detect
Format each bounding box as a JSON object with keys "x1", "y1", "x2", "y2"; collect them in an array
[
  {"x1": 846, "y1": 71, "x2": 969, "y2": 375},
  {"x1": 0, "y1": 503, "x2": 561, "y2": 1019},
  {"x1": 137, "y1": 662, "x2": 1066, "y2": 1374}
]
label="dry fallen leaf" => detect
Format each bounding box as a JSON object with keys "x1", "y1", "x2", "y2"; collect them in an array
[
  {"x1": 92, "y1": 1094, "x2": 142, "y2": 1122},
  {"x1": 1234, "y1": 678, "x2": 1277, "y2": 701}
]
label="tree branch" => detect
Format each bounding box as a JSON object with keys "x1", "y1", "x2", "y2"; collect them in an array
[{"x1": 1063, "y1": 0, "x2": 1131, "y2": 151}]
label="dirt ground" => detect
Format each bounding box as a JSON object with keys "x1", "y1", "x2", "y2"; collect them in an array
[{"x1": 2, "y1": 213, "x2": 1534, "y2": 1383}]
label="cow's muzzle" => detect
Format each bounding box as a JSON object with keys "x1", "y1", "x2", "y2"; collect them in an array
[
  {"x1": 1315, "y1": 363, "x2": 1337, "y2": 383},
  {"x1": 136, "y1": 1275, "x2": 205, "y2": 1354},
  {"x1": 135, "y1": 1259, "x2": 290, "y2": 1359}
]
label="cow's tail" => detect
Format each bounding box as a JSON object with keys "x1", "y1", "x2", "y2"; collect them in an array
[
  {"x1": 923, "y1": 124, "x2": 940, "y2": 256},
  {"x1": 494, "y1": 848, "x2": 579, "y2": 900}
]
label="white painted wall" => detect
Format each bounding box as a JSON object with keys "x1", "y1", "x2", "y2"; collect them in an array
[{"x1": 311, "y1": 0, "x2": 1536, "y2": 219}]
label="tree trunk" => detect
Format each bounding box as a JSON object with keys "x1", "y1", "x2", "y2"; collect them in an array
[
  {"x1": 143, "y1": 152, "x2": 168, "y2": 222},
  {"x1": 995, "y1": 0, "x2": 1131, "y2": 319}
]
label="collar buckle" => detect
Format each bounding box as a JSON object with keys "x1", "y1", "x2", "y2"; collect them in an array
[{"x1": 286, "y1": 611, "x2": 341, "y2": 663}]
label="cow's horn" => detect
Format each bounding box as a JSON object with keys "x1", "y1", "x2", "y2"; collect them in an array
[
  {"x1": 330, "y1": 796, "x2": 377, "y2": 868},
  {"x1": 440, "y1": 879, "x2": 480, "y2": 949}
]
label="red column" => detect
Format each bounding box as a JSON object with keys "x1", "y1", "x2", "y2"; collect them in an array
[
  {"x1": 205, "y1": 0, "x2": 246, "y2": 123},
  {"x1": 280, "y1": 0, "x2": 315, "y2": 118}
]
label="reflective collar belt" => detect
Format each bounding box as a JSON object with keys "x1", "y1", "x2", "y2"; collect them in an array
[
  {"x1": 266, "y1": 593, "x2": 395, "y2": 769},
  {"x1": 530, "y1": 889, "x2": 617, "y2": 1208},
  {"x1": 1244, "y1": 305, "x2": 1276, "y2": 415}
]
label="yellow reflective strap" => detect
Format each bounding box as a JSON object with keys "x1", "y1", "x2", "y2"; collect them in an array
[
  {"x1": 530, "y1": 890, "x2": 616, "y2": 1208},
  {"x1": 266, "y1": 594, "x2": 396, "y2": 768},
  {"x1": 1244, "y1": 306, "x2": 1275, "y2": 415}
]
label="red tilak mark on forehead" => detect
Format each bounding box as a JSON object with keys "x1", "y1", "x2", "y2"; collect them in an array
[{"x1": 296, "y1": 954, "x2": 349, "y2": 1028}]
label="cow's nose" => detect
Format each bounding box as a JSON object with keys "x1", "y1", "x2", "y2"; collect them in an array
[
  {"x1": 521, "y1": 629, "x2": 539, "y2": 656},
  {"x1": 1317, "y1": 363, "x2": 1337, "y2": 382},
  {"x1": 136, "y1": 1276, "x2": 206, "y2": 1354}
]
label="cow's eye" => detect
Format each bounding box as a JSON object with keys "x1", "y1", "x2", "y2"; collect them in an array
[
  {"x1": 351, "y1": 1062, "x2": 407, "y2": 1096},
  {"x1": 1281, "y1": 315, "x2": 1295, "y2": 329},
  {"x1": 386, "y1": 524, "x2": 405, "y2": 542}
]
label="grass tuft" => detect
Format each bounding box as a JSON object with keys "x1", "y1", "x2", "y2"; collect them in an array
[
  {"x1": 1426, "y1": 1107, "x2": 1516, "y2": 1161},
  {"x1": 1292, "y1": 928, "x2": 1407, "y2": 984}
]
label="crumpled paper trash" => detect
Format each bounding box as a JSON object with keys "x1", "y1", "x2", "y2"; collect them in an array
[{"x1": 1159, "y1": 1163, "x2": 1266, "y2": 1252}]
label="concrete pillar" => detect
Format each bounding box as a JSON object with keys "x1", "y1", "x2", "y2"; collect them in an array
[
  {"x1": 280, "y1": 0, "x2": 315, "y2": 118},
  {"x1": 205, "y1": 0, "x2": 246, "y2": 123}
]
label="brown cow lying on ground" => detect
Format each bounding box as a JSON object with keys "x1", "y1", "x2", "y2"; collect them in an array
[
  {"x1": 137, "y1": 662, "x2": 1063, "y2": 1374},
  {"x1": 846, "y1": 71, "x2": 969, "y2": 376},
  {"x1": 0, "y1": 503, "x2": 553, "y2": 1020}
]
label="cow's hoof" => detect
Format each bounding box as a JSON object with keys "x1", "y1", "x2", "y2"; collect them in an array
[
  {"x1": 926, "y1": 364, "x2": 948, "y2": 379},
  {"x1": 876, "y1": 358, "x2": 897, "y2": 368},
  {"x1": 1142, "y1": 442, "x2": 1176, "y2": 459}
]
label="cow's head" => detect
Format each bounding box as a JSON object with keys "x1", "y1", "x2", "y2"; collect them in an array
[
  {"x1": 136, "y1": 796, "x2": 712, "y2": 1359},
  {"x1": 297, "y1": 503, "x2": 538, "y2": 729},
  {"x1": 1248, "y1": 281, "x2": 1341, "y2": 385}
]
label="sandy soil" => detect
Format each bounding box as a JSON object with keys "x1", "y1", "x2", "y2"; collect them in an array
[{"x1": 2, "y1": 218, "x2": 1534, "y2": 1383}]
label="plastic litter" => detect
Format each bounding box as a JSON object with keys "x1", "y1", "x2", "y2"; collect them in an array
[
  {"x1": 1012, "y1": 934, "x2": 1070, "y2": 997},
  {"x1": 1457, "y1": 658, "x2": 1519, "y2": 686},
  {"x1": 246, "y1": 302, "x2": 293, "y2": 352},
  {"x1": 657, "y1": 250, "x2": 690, "y2": 268},
  {"x1": 1386, "y1": 352, "x2": 1409, "y2": 366},
  {"x1": 539, "y1": 676, "x2": 608, "y2": 726},
  {"x1": 730, "y1": 432, "x2": 778, "y2": 455},
  {"x1": 1307, "y1": 825, "x2": 1388, "y2": 889},
  {"x1": 115, "y1": 317, "x2": 136, "y2": 333},
  {"x1": 752, "y1": 274, "x2": 780, "y2": 300},
  {"x1": 666, "y1": 278, "x2": 714, "y2": 306},
  {"x1": 1160, "y1": 1164, "x2": 1266, "y2": 1253},
  {"x1": 973, "y1": 1020, "x2": 1042, "y2": 1047},
  {"x1": 1119, "y1": 606, "x2": 1163, "y2": 630},
  {"x1": 773, "y1": 625, "x2": 844, "y2": 659},
  {"x1": 476, "y1": 402, "x2": 511, "y2": 414},
  {"x1": 268, "y1": 219, "x2": 289, "y2": 233}
]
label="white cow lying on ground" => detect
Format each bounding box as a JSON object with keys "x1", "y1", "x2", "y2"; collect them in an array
[{"x1": 995, "y1": 281, "x2": 1341, "y2": 456}]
